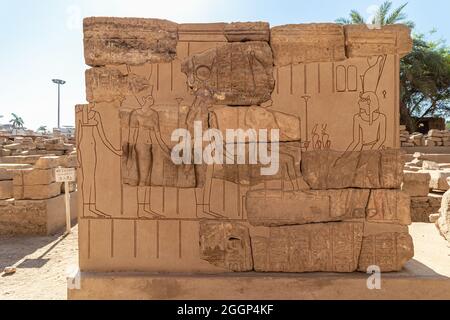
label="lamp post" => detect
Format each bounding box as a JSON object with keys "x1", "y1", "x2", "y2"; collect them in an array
[{"x1": 52, "y1": 79, "x2": 66, "y2": 129}]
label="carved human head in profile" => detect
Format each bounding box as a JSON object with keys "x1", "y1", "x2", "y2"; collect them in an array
[
  {"x1": 358, "y1": 91, "x2": 380, "y2": 125},
  {"x1": 134, "y1": 85, "x2": 155, "y2": 108}
]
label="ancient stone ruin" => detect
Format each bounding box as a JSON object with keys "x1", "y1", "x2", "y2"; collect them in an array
[{"x1": 71, "y1": 18, "x2": 414, "y2": 297}]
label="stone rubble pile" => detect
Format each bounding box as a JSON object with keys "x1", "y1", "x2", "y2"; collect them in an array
[
  {"x1": 0, "y1": 135, "x2": 75, "y2": 157},
  {"x1": 402, "y1": 152, "x2": 450, "y2": 222},
  {"x1": 400, "y1": 126, "x2": 450, "y2": 148},
  {"x1": 0, "y1": 149, "x2": 78, "y2": 235}
]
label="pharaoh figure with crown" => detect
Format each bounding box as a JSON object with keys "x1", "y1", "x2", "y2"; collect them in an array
[{"x1": 345, "y1": 55, "x2": 388, "y2": 152}]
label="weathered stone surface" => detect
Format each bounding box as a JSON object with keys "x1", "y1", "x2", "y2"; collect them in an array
[
  {"x1": 85, "y1": 67, "x2": 149, "y2": 103},
  {"x1": 210, "y1": 106, "x2": 301, "y2": 142},
  {"x1": 301, "y1": 150, "x2": 404, "y2": 190},
  {"x1": 59, "y1": 154, "x2": 78, "y2": 168},
  {"x1": 423, "y1": 170, "x2": 450, "y2": 191},
  {"x1": 84, "y1": 17, "x2": 178, "y2": 66},
  {"x1": 34, "y1": 156, "x2": 60, "y2": 169},
  {"x1": 0, "y1": 168, "x2": 13, "y2": 181},
  {"x1": 0, "y1": 180, "x2": 13, "y2": 200},
  {"x1": 199, "y1": 221, "x2": 253, "y2": 271},
  {"x1": 366, "y1": 190, "x2": 411, "y2": 225},
  {"x1": 358, "y1": 230, "x2": 414, "y2": 272},
  {"x1": 344, "y1": 24, "x2": 413, "y2": 58},
  {"x1": 252, "y1": 222, "x2": 363, "y2": 273},
  {"x1": 182, "y1": 41, "x2": 275, "y2": 105},
  {"x1": 120, "y1": 108, "x2": 197, "y2": 188},
  {"x1": 422, "y1": 161, "x2": 439, "y2": 170},
  {"x1": 402, "y1": 172, "x2": 431, "y2": 197},
  {"x1": 270, "y1": 23, "x2": 346, "y2": 66},
  {"x1": 224, "y1": 22, "x2": 270, "y2": 42},
  {"x1": 0, "y1": 155, "x2": 42, "y2": 165},
  {"x1": 0, "y1": 192, "x2": 78, "y2": 236},
  {"x1": 246, "y1": 189, "x2": 369, "y2": 226},
  {"x1": 12, "y1": 169, "x2": 56, "y2": 186},
  {"x1": 437, "y1": 190, "x2": 450, "y2": 243},
  {"x1": 212, "y1": 142, "x2": 307, "y2": 188},
  {"x1": 13, "y1": 182, "x2": 62, "y2": 200}
]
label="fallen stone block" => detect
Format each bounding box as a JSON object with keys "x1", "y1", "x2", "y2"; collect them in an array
[
  {"x1": 13, "y1": 182, "x2": 62, "y2": 200},
  {"x1": 34, "y1": 156, "x2": 61, "y2": 169},
  {"x1": 402, "y1": 172, "x2": 431, "y2": 197},
  {"x1": 437, "y1": 190, "x2": 450, "y2": 243},
  {"x1": 12, "y1": 168, "x2": 56, "y2": 186},
  {"x1": 0, "y1": 192, "x2": 78, "y2": 236}
]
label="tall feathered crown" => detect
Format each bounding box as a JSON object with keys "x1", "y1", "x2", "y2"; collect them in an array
[{"x1": 360, "y1": 55, "x2": 387, "y2": 94}]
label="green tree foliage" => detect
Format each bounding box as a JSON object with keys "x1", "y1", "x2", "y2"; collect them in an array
[
  {"x1": 337, "y1": 1, "x2": 450, "y2": 132},
  {"x1": 9, "y1": 113, "x2": 24, "y2": 129}
]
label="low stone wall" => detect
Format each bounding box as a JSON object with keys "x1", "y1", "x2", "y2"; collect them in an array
[{"x1": 0, "y1": 154, "x2": 78, "y2": 235}]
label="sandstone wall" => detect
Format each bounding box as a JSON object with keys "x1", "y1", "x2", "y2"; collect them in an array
[{"x1": 77, "y1": 18, "x2": 413, "y2": 273}]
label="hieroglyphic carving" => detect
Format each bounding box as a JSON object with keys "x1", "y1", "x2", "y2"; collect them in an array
[
  {"x1": 252, "y1": 222, "x2": 363, "y2": 272},
  {"x1": 358, "y1": 231, "x2": 414, "y2": 272}
]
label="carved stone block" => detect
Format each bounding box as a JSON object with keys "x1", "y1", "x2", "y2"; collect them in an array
[
  {"x1": 344, "y1": 24, "x2": 413, "y2": 58},
  {"x1": 270, "y1": 23, "x2": 346, "y2": 66},
  {"x1": 366, "y1": 190, "x2": 411, "y2": 225},
  {"x1": 12, "y1": 169, "x2": 56, "y2": 186},
  {"x1": 13, "y1": 182, "x2": 62, "y2": 200},
  {"x1": 199, "y1": 221, "x2": 253, "y2": 271},
  {"x1": 252, "y1": 222, "x2": 364, "y2": 272},
  {"x1": 301, "y1": 149, "x2": 404, "y2": 189},
  {"x1": 210, "y1": 106, "x2": 301, "y2": 142},
  {"x1": 182, "y1": 42, "x2": 275, "y2": 105},
  {"x1": 224, "y1": 22, "x2": 270, "y2": 42},
  {"x1": 85, "y1": 67, "x2": 150, "y2": 103},
  {"x1": 0, "y1": 180, "x2": 13, "y2": 200},
  {"x1": 358, "y1": 231, "x2": 414, "y2": 272},
  {"x1": 84, "y1": 17, "x2": 178, "y2": 66},
  {"x1": 246, "y1": 189, "x2": 369, "y2": 226}
]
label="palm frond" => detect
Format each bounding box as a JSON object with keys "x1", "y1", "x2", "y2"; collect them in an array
[
  {"x1": 350, "y1": 10, "x2": 366, "y2": 24},
  {"x1": 374, "y1": 1, "x2": 393, "y2": 25},
  {"x1": 386, "y1": 3, "x2": 408, "y2": 24},
  {"x1": 335, "y1": 17, "x2": 351, "y2": 25}
]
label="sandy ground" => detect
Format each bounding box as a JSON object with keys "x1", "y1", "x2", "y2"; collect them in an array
[
  {"x1": 0, "y1": 223, "x2": 449, "y2": 300},
  {"x1": 0, "y1": 226, "x2": 78, "y2": 300}
]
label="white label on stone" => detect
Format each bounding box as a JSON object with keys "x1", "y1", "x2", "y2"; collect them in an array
[{"x1": 55, "y1": 168, "x2": 76, "y2": 182}]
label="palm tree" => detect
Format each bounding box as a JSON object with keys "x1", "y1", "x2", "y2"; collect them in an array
[
  {"x1": 336, "y1": 1, "x2": 415, "y2": 28},
  {"x1": 9, "y1": 113, "x2": 24, "y2": 129},
  {"x1": 37, "y1": 126, "x2": 47, "y2": 134}
]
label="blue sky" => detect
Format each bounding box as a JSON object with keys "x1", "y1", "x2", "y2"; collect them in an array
[{"x1": 1, "y1": 0, "x2": 449, "y2": 130}]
